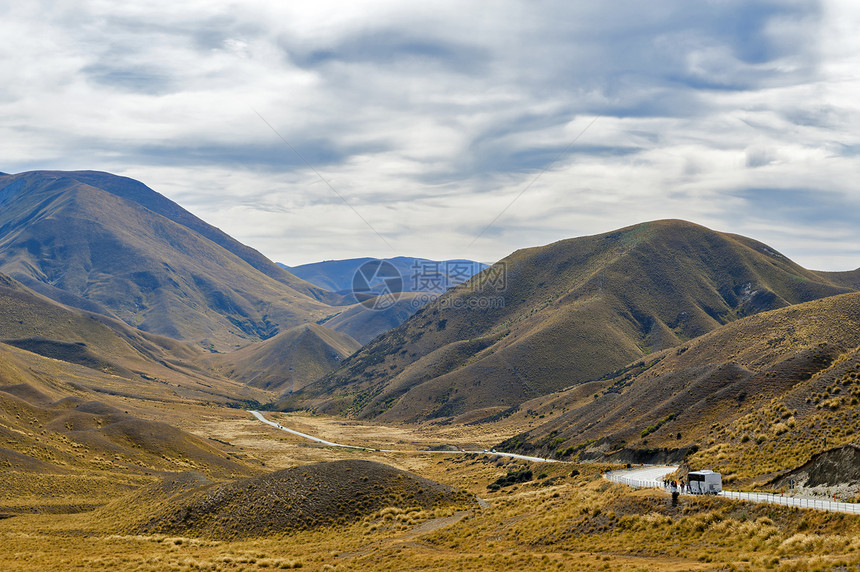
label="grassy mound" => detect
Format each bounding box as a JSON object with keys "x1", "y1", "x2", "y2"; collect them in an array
[{"x1": 131, "y1": 459, "x2": 474, "y2": 539}]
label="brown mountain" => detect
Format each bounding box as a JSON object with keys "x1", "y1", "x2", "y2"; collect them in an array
[
  {"x1": 818, "y1": 268, "x2": 860, "y2": 290},
  {"x1": 495, "y1": 291, "x2": 860, "y2": 486},
  {"x1": 278, "y1": 220, "x2": 854, "y2": 421},
  {"x1": 210, "y1": 323, "x2": 362, "y2": 393},
  {"x1": 0, "y1": 271, "x2": 267, "y2": 405},
  {"x1": 0, "y1": 171, "x2": 339, "y2": 351}
]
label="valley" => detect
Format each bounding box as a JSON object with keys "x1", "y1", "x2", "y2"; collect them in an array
[
  {"x1": 0, "y1": 171, "x2": 858, "y2": 570},
  {"x1": 3, "y1": 403, "x2": 860, "y2": 571}
]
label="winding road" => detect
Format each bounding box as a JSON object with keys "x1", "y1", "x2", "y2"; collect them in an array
[
  {"x1": 250, "y1": 412, "x2": 859, "y2": 515},
  {"x1": 250, "y1": 410, "x2": 560, "y2": 463}
]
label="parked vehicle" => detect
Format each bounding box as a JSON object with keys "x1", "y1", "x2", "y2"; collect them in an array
[{"x1": 688, "y1": 470, "x2": 722, "y2": 494}]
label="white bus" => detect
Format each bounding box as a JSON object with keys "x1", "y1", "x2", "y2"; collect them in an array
[{"x1": 688, "y1": 470, "x2": 722, "y2": 494}]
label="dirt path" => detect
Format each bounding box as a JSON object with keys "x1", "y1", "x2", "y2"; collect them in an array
[{"x1": 401, "y1": 510, "x2": 471, "y2": 539}]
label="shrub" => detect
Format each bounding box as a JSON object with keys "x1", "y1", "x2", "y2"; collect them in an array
[{"x1": 488, "y1": 468, "x2": 533, "y2": 489}]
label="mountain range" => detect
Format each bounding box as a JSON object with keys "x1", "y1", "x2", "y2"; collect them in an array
[
  {"x1": 3, "y1": 170, "x2": 857, "y2": 428},
  {"x1": 2, "y1": 168, "x2": 860, "y2": 569},
  {"x1": 0, "y1": 170, "x2": 503, "y2": 408},
  {"x1": 0, "y1": 170, "x2": 494, "y2": 358},
  {"x1": 278, "y1": 220, "x2": 856, "y2": 421},
  {"x1": 282, "y1": 257, "x2": 488, "y2": 344}
]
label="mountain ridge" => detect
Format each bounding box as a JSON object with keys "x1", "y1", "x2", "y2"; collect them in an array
[
  {"x1": 277, "y1": 219, "x2": 854, "y2": 420},
  {"x1": 3, "y1": 170, "x2": 333, "y2": 301},
  {"x1": 495, "y1": 290, "x2": 860, "y2": 485},
  {"x1": 0, "y1": 171, "x2": 340, "y2": 351}
]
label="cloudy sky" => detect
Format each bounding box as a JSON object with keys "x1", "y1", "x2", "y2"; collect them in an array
[{"x1": 2, "y1": 1, "x2": 859, "y2": 270}]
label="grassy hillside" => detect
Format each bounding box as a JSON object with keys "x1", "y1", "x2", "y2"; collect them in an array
[
  {"x1": 280, "y1": 220, "x2": 852, "y2": 420},
  {"x1": 1, "y1": 272, "x2": 196, "y2": 370},
  {"x1": 0, "y1": 171, "x2": 338, "y2": 351},
  {"x1": 0, "y1": 343, "x2": 253, "y2": 515},
  {"x1": 496, "y1": 292, "x2": 860, "y2": 487},
  {"x1": 0, "y1": 271, "x2": 271, "y2": 405},
  {"x1": 210, "y1": 323, "x2": 362, "y2": 393},
  {"x1": 819, "y1": 267, "x2": 860, "y2": 289},
  {"x1": 0, "y1": 275, "x2": 268, "y2": 516}
]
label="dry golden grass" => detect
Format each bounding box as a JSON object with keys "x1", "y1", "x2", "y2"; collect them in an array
[
  {"x1": 2, "y1": 466, "x2": 858, "y2": 571},
  {"x1": 2, "y1": 407, "x2": 859, "y2": 571}
]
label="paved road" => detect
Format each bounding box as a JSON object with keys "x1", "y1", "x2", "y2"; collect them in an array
[
  {"x1": 252, "y1": 412, "x2": 859, "y2": 514},
  {"x1": 250, "y1": 410, "x2": 561, "y2": 463},
  {"x1": 605, "y1": 465, "x2": 860, "y2": 515},
  {"x1": 608, "y1": 465, "x2": 678, "y2": 486},
  {"x1": 251, "y1": 410, "x2": 364, "y2": 449}
]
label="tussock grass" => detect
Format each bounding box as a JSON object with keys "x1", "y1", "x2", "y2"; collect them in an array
[{"x1": 4, "y1": 453, "x2": 858, "y2": 570}]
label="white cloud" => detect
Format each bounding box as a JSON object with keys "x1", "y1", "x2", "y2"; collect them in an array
[{"x1": 1, "y1": 0, "x2": 859, "y2": 270}]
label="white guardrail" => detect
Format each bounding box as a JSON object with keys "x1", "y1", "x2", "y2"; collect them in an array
[
  {"x1": 720, "y1": 490, "x2": 860, "y2": 515},
  {"x1": 606, "y1": 475, "x2": 667, "y2": 489},
  {"x1": 605, "y1": 469, "x2": 860, "y2": 515}
]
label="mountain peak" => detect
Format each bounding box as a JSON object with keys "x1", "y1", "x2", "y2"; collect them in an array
[
  {"x1": 281, "y1": 220, "x2": 854, "y2": 421},
  {"x1": 0, "y1": 170, "x2": 335, "y2": 350},
  {"x1": 211, "y1": 322, "x2": 362, "y2": 393}
]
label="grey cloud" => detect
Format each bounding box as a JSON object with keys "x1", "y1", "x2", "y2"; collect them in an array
[
  {"x1": 735, "y1": 188, "x2": 858, "y2": 226},
  {"x1": 784, "y1": 104, "x2": 854, "y2": 129},
  {"x1": 83, "y1": 64, "x2": 176, "y2": 94},
  {"x1": 745, "y1": 148, "x2": 776, "y2": 168},
  {"x1": 286, "y1": 29, "x2": 490, "y2": 75},
  {"x1": 834, "y1": 143, "x2": 860, "y2": 157},
  {"x1": 510, "y1": 1, "x2": 820, "y2": 94},
  {"x1": 98, "y1": 12, "x2": 258, "y2": 50},
  {"x1": 2, "y1": 0, "x2": 858, "y2": 271},
  {"x1": 130, "y1": 139, "x2": 389, "y2": 172}
]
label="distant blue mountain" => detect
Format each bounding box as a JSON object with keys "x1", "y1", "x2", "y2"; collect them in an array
[{"x1": 279, "y1": 257, "x2": 489, "y2": 295}]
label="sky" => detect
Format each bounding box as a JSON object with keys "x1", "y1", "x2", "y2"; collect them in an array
[{"x1": 1, "y1": 1, "x2": 859, "y2": 270}]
